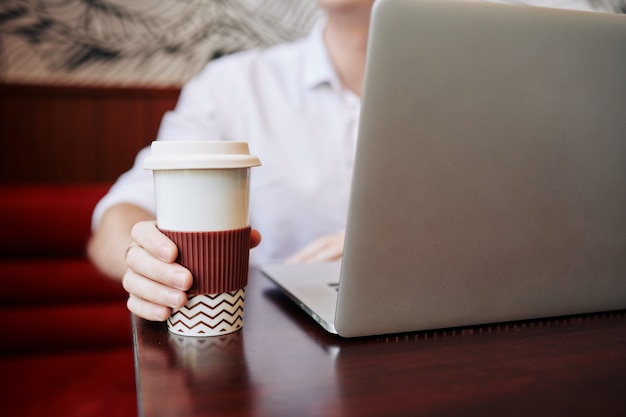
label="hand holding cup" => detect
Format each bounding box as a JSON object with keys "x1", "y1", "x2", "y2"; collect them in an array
[{"x1": 144, "y1": 141, "x2": 261, "y2": 336}]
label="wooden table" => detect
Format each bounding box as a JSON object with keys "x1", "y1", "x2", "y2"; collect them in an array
[{"x1": 133, "y1": 269, "x2": 626, "y2": 417}]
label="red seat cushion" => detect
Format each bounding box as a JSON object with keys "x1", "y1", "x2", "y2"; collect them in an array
[
  {"x1": 0, "y1": 184, "x2": 111, "y2": 257},
  {"x1": 1, "y1": 302, "x2": 132, "y2": 354},
  {"x1": 0, "y1": 347, "x2": 137, "y2": 417},
  {"x1": 0, "y1": 258, "x2": 127, "y2": 305}
]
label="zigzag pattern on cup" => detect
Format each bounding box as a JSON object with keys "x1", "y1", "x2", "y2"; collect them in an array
[{"x1": 167, "y1": 289, "x2": 245, "y2": 337}]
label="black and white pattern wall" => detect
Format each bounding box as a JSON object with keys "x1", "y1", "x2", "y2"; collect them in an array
[{"x1": 0, "y1": 0, "x2": 319, "y2": 86}]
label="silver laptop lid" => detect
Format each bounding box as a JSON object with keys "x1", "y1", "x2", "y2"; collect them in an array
[{"x1": 335, "y1": 0, "x2": 626, "y2": 337}]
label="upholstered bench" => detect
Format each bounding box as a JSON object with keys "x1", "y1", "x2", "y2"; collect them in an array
[{"x1": 0, "y1": 184, "x2": 138, "y2": 417}]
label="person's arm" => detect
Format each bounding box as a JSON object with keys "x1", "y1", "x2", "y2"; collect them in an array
[{"x1": 87, "y1": 203, "x2": 157, "y2": 281}]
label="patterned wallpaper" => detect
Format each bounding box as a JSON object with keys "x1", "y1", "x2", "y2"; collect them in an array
[{"x1": 0, "y1": 0, "x2": 319, "y2": 87}]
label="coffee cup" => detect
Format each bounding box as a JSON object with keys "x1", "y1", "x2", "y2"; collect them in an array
[{"x1": 144, "y1": 140, "x2": 261, "y2": 336}]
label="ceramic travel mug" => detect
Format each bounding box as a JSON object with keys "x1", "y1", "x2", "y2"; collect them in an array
[{"x1": 144, "y1": 140, "x2": 261, "y2": 336}]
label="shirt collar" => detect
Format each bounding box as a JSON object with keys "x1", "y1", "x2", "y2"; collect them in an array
[{"x1": 302, "y1": 17, "x2": 342, "y2": 91}]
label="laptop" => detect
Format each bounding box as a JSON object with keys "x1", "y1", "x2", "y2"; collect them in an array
[{"x1": 261, "y1": 0, "x2": 626, "y2": 338}]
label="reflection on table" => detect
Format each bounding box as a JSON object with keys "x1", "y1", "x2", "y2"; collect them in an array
[{"x1": 133, "y1": 269, "x2": 626, "y2": 417}]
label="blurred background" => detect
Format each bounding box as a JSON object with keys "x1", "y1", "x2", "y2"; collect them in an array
[
  {"x1": 0, "y1": 3, "x2": 318, "y2": 416},
  {"x1": 0, "y1": 0, "x2": 319, "y2": 87}
]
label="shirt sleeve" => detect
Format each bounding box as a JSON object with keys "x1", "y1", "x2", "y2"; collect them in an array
[
  {"x1": 157, "y1": 63, "x2": 229, "y2": 142},
  {"x1": 91, "y1": 62, "x2": 229, "y2": 231},
  {"x1": 90, "y1": 146, "x2": 154, "y2": 230}
]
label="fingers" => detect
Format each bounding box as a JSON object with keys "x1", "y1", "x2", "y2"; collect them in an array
[
  {"x1": 124, "y1": 270, "x2": 186, "y2": 322},
  {"x1": 131, "y1": 220, "x2": 178, "y2": 263},
  {"x1": 124, "y1": 221, "x2": 192, "y2": 322},
  {"x1": 284, "y1": 231, "x2": 345, "y2": 264},
  {"x1": 125, "y1": 242, "x2": 192, "y2": 291},
  {"x1": 251, "y1": 228, "x2": 262, "y2": 248},
  {"x1": 123, "y1": 222, "x2": 262, "y2": 322},
  {"x1": 127, "y1": 295, "x2": 171, "y2": 322}
]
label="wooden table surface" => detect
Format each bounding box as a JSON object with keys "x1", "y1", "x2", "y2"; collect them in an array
[{"x1": 133, "y1": 269, "x2": 626, "y2": 417}]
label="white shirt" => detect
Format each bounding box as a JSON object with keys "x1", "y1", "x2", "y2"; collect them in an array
[
  {"x1": 92, "y1": 19, "x2": 361, "y2": 266},
  {"x1": 92, "y1": 0, "x2": 616, "y2": 267}
]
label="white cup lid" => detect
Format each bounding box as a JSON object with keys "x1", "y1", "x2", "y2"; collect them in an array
[{"x1": 144, "y1": 141, "x2": 261, "y2": 170}]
